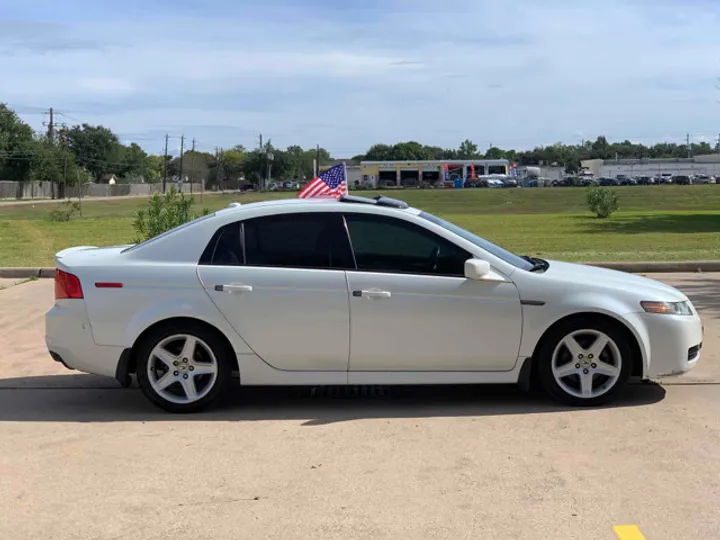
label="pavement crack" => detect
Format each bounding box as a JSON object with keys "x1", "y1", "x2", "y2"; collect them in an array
[{"x1": 179, "y1": 497, "x2": 261, "y2": 506}]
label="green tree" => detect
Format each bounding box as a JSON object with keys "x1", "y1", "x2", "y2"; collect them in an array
[
  {"x1": 485, "y1": 146, "x2": 505, "y2": 159},
  {"x1": 178, "y1": 150, "x2": 212, "y2": 185},
  {"x1": 221, "y1": 147, "x2": 245, "y2": 182},
  {"x1": 64, "y1": 124, "x2": 124, "y2": 180},
  {"x1": 364, "y1": 144, "x2": 394, "y2": 161},
  {"x1": 132, "y1": 188, "x2": 210, "y2": 242},
  {"x1": 145, "y1": 155, "x2": 164, "y2": 183},
  {"x1": 119, "y1": 142, "x2": 150, "y2": 180},
  {"x1": 587, "y1": 186, "x2": 619, "y2": 218},
  {"x1": 391, "y1": 141, "x2": 429, "y2": 160},
  {"x1": 30, "y1": 138, "x2": 81, "y2": 188},
  {"x1": 457, "y1": 139, "x2": 479, "y2": 159},
  {"x1": 0, "y1": 104, "x2": 35, "y2": 181}
]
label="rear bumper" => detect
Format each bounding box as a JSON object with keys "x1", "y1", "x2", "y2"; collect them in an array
[
  {"x1": 624, "y1": 311, "x2": 703, "y2": 378},
  {"x1": 45, "y1": 302, "x2": 124, "y2": 378}
]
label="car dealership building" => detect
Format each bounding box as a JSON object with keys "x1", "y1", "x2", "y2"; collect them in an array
[{"x1": 359, "y1": 159, "x2": 511, "y2": 187}]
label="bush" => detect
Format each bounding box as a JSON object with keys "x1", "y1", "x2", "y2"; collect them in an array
[
  {"x1": 49, "y1": 201, "x2": 80, "y2": 222},
  {"x1": 586, "y1": 185, "x2": 619, "y2": 218},
  {"x1": 133, "y1": 187, "x2": 210, "y2": 242}
]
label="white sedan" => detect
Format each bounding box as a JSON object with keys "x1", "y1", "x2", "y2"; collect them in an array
[{"x1": 46, "y1": 195, "x2": 703, "y2": 412}]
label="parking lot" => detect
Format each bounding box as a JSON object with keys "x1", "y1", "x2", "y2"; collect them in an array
[{"x1": 1, "y1": 275, "x2": 719, "y2": 540}]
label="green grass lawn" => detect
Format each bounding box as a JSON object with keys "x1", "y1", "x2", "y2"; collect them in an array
[{"x1": 1, "y1": 186, "x2": 719, "y2": 266}]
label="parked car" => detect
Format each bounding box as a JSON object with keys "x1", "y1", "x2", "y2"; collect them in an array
[
  {"x1": 502, "y1": 178, "x2": 518, "y2": 188},
  {"x1": 46, "y1": 195, "x2": 703, "y2": 412},
  {"x1": 693, "y1": 175, "x2": 715, "y2": 184},
  {"x1": 283, "y1": 181, "x2": 300, "y2": 190},
  {"x1": 552, "y1": 177, "x2": 576, "y2": 187},
  {"x1": 635, "y1": 176, "x2": 654, "y2": 185},
  {"x1": 657, "y1": 174, "x2": 674, "y2": 185},
  {"x1": 487, "y1": 178, "x2": 505, "y2": 188},
  {"x1": 598, "y1": 177, "x2": 620, "y2": 186},
  {"x1": 672, "y1": 175, "x2": 692, "y2": 185}
]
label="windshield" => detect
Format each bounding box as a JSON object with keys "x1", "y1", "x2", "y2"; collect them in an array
[{"x1": 419, "y1": 212, "x2": 535, "y2": 271}]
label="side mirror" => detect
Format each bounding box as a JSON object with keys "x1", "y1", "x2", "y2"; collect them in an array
[{"x1": 464, "y1": 258, "x2": 491, "y2": 280}]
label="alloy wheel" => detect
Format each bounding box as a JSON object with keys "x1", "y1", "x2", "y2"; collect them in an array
[
  {"x1": 551, "y1": 329, "x2": 622, "y2": 399},
  {"x1": 146, "y1": 334, "x2": 219, "y2": 404}
]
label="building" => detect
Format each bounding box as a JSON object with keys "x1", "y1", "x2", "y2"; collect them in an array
[
  {"x1": 359, "y1": 159, "x2": 510, "y2": 187},
  {"x1": 98, "y1": 173, "x2": 119, "y2": 185},
  {"x1": 581, "y1": 155, "x2": 720, "y2": 179}
]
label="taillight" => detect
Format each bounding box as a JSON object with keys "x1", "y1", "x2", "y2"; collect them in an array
[{"x1": 55, "y1": 269, "x2": 83, "y2": 299}]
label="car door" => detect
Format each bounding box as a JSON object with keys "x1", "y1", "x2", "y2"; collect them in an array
[
  {"x1": 343, "y1": 213, "x2": 522, "y2": 373},
  {"x1": 197, "y1": 212, "x2": 354, "y2": 372}
]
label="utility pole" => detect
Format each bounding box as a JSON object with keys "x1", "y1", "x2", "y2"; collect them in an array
[
  {"x1": 687, "y1": 133, "x2": 691, "y2": 158},
  {"x1": 190, "y1": 138, "x2": 196, "y2": 194},
  {"x1": 716, "y1": 133, "x2": 720, "y2": 153},
  {"x1": 47, "y1": 107, "x2": 55, "y2": 145},
  {"x1": 178, "y1": 135, "x2": 185, "y2": 191},
  {"x1": 47, "y1": 107, "x2": 56, "y2": 199},
  {"x1": 163, "y1": 134, "x2": 169, "y2": 193},
  {"x1": 316, "y1": 144, "x2": 321, "y2": 174}
]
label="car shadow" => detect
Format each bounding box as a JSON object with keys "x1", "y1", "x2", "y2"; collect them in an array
[{"x1": 0, "y1": 376, "x2": 666, "y2": 425}]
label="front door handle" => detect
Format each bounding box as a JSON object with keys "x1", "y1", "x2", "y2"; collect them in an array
[
  {"x1": 215, "y1": 284, "x2": 253, "y2": 294},
  {"x1": 356, "y1": 289, "x2": 391, "y2": 299}
]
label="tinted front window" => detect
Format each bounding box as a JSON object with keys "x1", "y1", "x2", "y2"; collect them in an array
[
  {"x1": 419, "y1": 212, "x2": 534, "y2": 271},
  {"x1": 345, "y1": 214, "x2": 470, "y2": 276}
]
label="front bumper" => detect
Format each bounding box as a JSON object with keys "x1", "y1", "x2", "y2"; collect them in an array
[
  {"x1": 45, "y1": 302, "x2": 124, "y2": 379},
  {"x1": 623, "y1": 310, "x2": 703, "y2": 378}
]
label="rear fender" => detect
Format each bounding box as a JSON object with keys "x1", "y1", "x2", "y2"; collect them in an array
[{"x1": 123, "y1": 297, "x2": 254, "y2": 355}]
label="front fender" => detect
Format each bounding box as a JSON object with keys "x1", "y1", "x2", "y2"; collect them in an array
[{"x1": 519, "y1": 292, "x2": 650, "y2": 377}]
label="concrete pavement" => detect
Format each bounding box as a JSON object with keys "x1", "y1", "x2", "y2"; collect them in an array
[{"x1": 1, "y1": 276, "x2": 719, "y2": 540}]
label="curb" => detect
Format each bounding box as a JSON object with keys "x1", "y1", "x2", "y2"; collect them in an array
[
  {"x1": 1, "y1": 261, "x2": 719, "y2": 279},
  {"x1": 588, "y1": 260, "x2": 720, "y2": 273},
  {"x1": 0, "y1": 267, "x2": 55, "y2": 279}
]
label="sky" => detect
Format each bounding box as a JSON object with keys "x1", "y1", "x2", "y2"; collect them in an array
[{"x1": 2, "y1": 0, "x2": 720, "y2": 157}]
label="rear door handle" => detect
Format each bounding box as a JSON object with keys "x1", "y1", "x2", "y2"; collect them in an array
[
  {"x1": 215, "y1": 284, "x2": 253, "y2": 294},
  {"x1": 356, "y1": 289, "x2": 391, "y2": 299}
]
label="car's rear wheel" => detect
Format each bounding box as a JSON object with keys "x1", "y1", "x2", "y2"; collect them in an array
[
  {"x1": 136, "y1": 323, "x2": 231, "y2": 413},
  {"x1": 537, "y1": 318, "x2": 632, "y2": 406}
]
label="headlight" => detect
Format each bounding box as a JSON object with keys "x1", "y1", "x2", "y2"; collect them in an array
[{"x1": 640, "y1": 300, "x2": 693, "y2": 316}]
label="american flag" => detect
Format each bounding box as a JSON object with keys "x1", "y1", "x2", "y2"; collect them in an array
[{"x1": 298, "y1": 164, "x2": 348, "y2": 199}]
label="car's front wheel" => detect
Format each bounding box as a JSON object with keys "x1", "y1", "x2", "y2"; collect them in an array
[
  {"x1": 136, "y1": 323, "x2": 231, "y2": 413},
  {"x1": 537, "y1": 318, "x2": 632, "y2": 406}
]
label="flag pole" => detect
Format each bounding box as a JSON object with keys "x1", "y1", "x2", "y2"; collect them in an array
[{"x1": 342, "y1": 161, "x2": 347, "y2": 198}]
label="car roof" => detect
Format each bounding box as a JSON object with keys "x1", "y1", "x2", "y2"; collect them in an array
[{"x1": 215, "y1": 195, "x2": 414, "y2": 217}]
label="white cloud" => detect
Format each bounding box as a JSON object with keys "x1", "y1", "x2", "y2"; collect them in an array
[
  {"x1": 77, "y1": 77, "x2": 135, "y2": 94},
  {"x1": 3, "y1": 0, "x2": 720, "y2": 155}
]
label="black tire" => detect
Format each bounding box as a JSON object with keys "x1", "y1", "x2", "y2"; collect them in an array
[
  {"x1": 136, "y1": 322, "x2": 232, "y2": 413},
  {"x1": 536, "y1": 317, "x2": 632, "y2": 407}
]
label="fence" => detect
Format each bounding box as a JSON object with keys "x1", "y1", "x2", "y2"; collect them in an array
[{"x1": 0, "y1": 181, "x2": 204, "y2": 200}]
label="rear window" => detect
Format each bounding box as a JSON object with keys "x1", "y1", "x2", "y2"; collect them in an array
[
  {"x1": 122, "y1": 213, "x2": 215, "y2": 253},
  {"x1": 199, "y1": 212, "x2": 355, "y2": 269}
]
